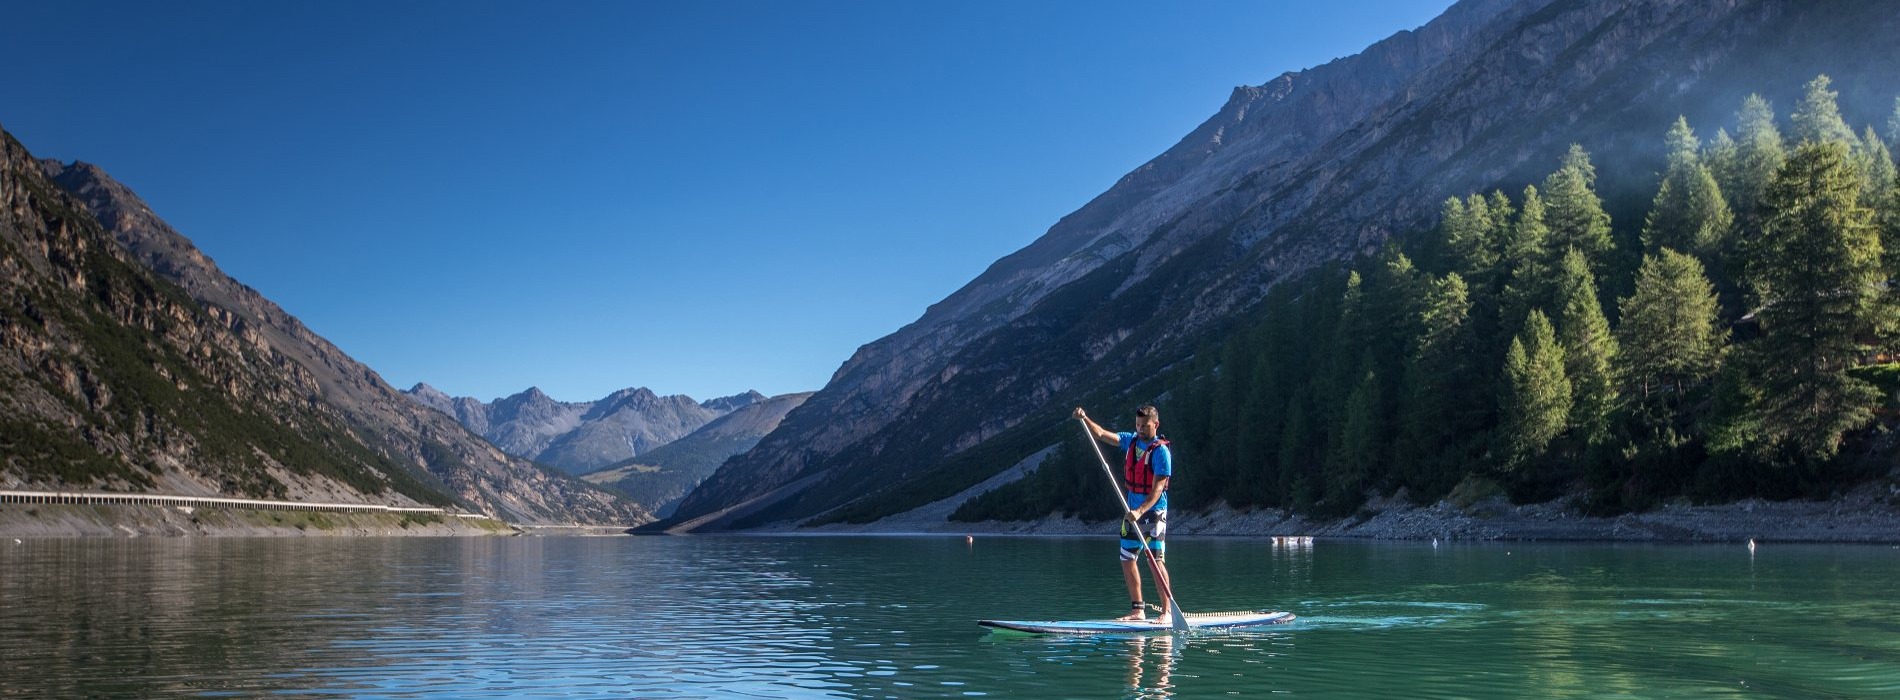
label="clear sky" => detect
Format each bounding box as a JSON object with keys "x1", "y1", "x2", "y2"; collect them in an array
[{"x1": 3, "y1": 1, "x2": 1454, "y2": 403}]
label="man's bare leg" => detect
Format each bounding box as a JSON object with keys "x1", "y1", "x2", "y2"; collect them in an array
[
  {"x1": 1147, "y1": 555, "x2": 1174, "y2": 620},
  {"x1": 1117, "y1": 557, "x2": 1146, "y2": 620}
]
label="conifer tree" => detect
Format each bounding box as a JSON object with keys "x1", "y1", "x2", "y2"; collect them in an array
[
  {"x1": 1728, "y1": 95, "x2": 1786, "y2": 222},
  {"x1": 1792, "y1": 75, "x2": 1856, "y2": 146},
  {"x1": 1552, "y1": 248, "x2": 1618, "y2": 444},
  {"x1": 1664, "y1": 114, "x2": 1698, "y2": 165},
  {"x1": 1500, "y1": 186, "x2": 1553, "y2": 339},
  {"x1": 1397, "y1": 272, "x2": 1481, "y2": 495},
  {"x1": 1744, "y1": 141, "x2": 1886, "y2": 458},
  {"x1": 1438, "y1": 196, "x2": 1474, "y2": 273},
  {"x1": 1442, "y1": 195, "x2": 1496, "y2": 283},
  {"x1": 1498, "y1": 310, "x2": 1569, "y2": 470},
  {"x1": 1542, "y1": 145, "x2": 1615, "y2": 274},
  {"x1": 1277, "y1": 390, "x2": 1322, "y2": 511},
  {"x1": 1879, "y1": 165, "x2": 1900, "y2": 341},
  {"x1": 1367, "y1": 250, "x2": 1428, "y2": 363},
  {"x1": 1484, "y1": 189, "x2": 1516, "y2": 253},
  {"x1": 1617, "y1": 249, "x2": 1725, "y2": 404},
  {"x1": 1504, "y1": 185, "x2": 1549, "y2": 274},
  {"x1": 1859, "y1": 126, "x2": 1897, "y2": 209},
  {"x1": 1704, "y1": 128, "x2": 1739, "y2": 193},
  {"x1": 1326, "y1": 367, "x2": 1381, "y2": 511},
  {"x1": 1642, "y1": 117, "x2": 1734, "y2": 261}
]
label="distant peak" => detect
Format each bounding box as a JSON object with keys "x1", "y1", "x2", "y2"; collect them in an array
[
  {"x1": 502, "y1": 386, "x2": 556, "y2": 404},
  {"x1": 701, "y1": 389, "x2": 767, "y2": 412}
]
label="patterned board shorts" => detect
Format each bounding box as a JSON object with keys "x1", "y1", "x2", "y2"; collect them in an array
[{"x1": 1118, "y1": 509, "x2": 1167, "y2": 562}]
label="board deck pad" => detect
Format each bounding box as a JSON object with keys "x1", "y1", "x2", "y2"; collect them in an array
[{"x1": 978, "y1": 610, "x2": 1295, "y2": 634}]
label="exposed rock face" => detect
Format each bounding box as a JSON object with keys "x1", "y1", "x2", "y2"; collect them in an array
[
  {"x1": 399, "y1": 384, "x2": 765, "y2": 474},
  {"x1": 29, "y1": 154, "x2": 646, "y2": 525},
  {"x1": 669, "y1": 0, "x2": 1900, "y2": 530},
  {"x1": 583, "y1": 391, "x2": 812, "y2": 517}
]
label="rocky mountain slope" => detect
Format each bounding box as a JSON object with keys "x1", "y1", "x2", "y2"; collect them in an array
[
  {"x1": 25, "y1": 149, "x2": 646, "y2": 525},
  {"x1": 402, "y1": 384, "x2": 763, "y2": 474},
  {"x1": 666, "y1": 0, "x2": 1900, "y2": 530},
  {"x1": 583, "y1": 391, "x2": 811, "y2": 516}
]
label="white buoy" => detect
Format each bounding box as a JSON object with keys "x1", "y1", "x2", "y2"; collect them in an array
[
  {"x1": 1432, "y1": 538, "x2": 1439, "y2": 548},
  {"x1": 965, "y1": 534, "x2": 973, "y2": 545},
  {"x1": 1748, "y1": 538, "x2": 1756, "y2": 553}
]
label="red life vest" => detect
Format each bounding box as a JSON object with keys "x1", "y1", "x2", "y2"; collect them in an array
[{"x1": 1124, "y1": 436, "x2": 1169, "y2": 495}]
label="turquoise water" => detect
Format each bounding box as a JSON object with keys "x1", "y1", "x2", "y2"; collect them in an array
[{"x1": 1, "y1": 535, "x2": 1896, "y2": 698}]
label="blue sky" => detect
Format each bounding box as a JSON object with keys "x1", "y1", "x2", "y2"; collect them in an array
[{"x1": 4, "y1": 1, "x2": 1454, "y2": 403}]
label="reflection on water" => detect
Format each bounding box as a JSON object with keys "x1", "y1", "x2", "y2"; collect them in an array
[{"x1": 1, "y1": 537, "x2": 1896, "y2": 698}]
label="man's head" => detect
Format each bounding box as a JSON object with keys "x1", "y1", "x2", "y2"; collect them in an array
[{"x1": 1134, "y1": 405, "x2": 1160, "y2": 439}]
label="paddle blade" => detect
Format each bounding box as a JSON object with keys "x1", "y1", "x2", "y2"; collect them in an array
[{"x1": 1167, "y1": 600, "x2": 1189, "y2": 632}]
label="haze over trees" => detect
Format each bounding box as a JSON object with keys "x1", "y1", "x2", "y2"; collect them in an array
[{"x1": 957, "y1": 76, "x2": 1900, "y2": 521}]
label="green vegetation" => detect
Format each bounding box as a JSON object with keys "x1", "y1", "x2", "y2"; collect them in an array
[
  {"x1": 954, "y1": 77, "x2": 1900, "y2": 521},
  {"x1": 2, "y1": 139, "x2": 453, "y2": 507}
]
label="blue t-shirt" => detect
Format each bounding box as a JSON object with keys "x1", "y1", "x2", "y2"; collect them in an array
[{"x1": 1118, "y1": 432, "x2": 1171, "y2": 511}]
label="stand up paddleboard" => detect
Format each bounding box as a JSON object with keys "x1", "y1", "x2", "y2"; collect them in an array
[{"x1": 979, "y1": 610, "x2": 1295, "y2": 635}]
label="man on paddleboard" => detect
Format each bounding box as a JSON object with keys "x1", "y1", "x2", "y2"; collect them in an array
[{"x1": 1073, "y1": 405, "x2": 1174, "y2": 622}]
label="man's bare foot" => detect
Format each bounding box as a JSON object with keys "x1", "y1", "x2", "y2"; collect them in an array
[{"x1": 1116, "y1": 603, "x2": 1148, "y2": 621}]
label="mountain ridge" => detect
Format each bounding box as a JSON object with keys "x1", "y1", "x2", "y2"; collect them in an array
[
  {"x1": 29, "y1": 153, "x2": 647, "y2": 525},
  {"x1": 399, "y1": 383, "x2": 766, "y2": 474},
  {"x1": 583, "y1": 391, "x2": 812, "y2": 517}
]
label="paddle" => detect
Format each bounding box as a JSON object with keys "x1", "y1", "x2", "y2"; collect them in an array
[{"x1": 1078, "y1": 417, "x2": 1190, "y2": 633}]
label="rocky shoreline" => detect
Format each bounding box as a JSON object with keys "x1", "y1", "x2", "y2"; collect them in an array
[
  {"x1": 0, "y1": 504, "x2": 518, "y2": 538},
  {"x1": 780, "y1": 479, "x2": 1900, "y2": 544},
  {"x1": 11, "y1": 479, "x2": 1898, "y2": 542}
]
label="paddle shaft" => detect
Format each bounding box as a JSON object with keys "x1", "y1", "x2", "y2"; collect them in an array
[{"x1": 1077, "y1": 418, "x2": 1188, "y2": 631}]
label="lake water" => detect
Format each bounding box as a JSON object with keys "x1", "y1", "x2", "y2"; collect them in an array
[{"x1": 1, "y1": 535, "x2": 1896, "y2": 698}]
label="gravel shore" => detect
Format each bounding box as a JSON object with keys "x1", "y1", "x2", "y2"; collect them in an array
[
  {"x1": 783, "y1": 477, "x2": 1900, "y2": 543},
  {"x1": 0, "y1": 504, "x2": 516, "y2": 538}
]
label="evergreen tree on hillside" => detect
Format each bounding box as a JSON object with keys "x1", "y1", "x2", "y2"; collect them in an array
[
  {"x1": 1498, "y1": 310, "x2": 1569, "y2": 471},
  {"x1": 1792, "y1": 75, "x2": 1856, "y2": 147},
  {"x1": 1484, "y1": 190, "x2": 1516, "y2": 260},
  {"x1": 1278, "y1": 389, "x2": 1323, "y2": 512},
  {"x1": 1859, "y1": 126, "x2": 1897, "y2": 209},
  {"x1": 1364, "y1": 250, "x2": 1428, "y2": 377},
  {"x1": 1504, "y1": 185, "x2": 1550, "y2": 276},
  {"x1": 1704, "y1": 128, "x2": 1738, "y2": 189},
  {"x1": 1498, "y1": 186, "x2": 1552, "y2": 332},
  {"x1": 1542, "y1": 145, "x2": 1615, "y2": 280},
  {"x1": 1396, "y1": 272, "x2": 1483, "y2": 497},
  {"x1": 1643, "y1": 117, "x2": 1734, "y2": 262},
  {"x1": 1880, "y1": 166, "x2": 1900, "y2": 344},
  {"x1": 1743, "y1": 141, "x2": 1886, "y2": 458},
  {"x1": 1725, "y1": 95, "x2": 1787, "y2": 224},
  {"x1": 1665, "y1": 113, "x2": 1699, "y2": 165},
  {"x1": 1551, "y1": 248, "x2": 1618, "y2": 445},
  {"x1": 1441, "y1": 196, "x2": 1494, "y2": 284},
  {"x1": 1617, "y1": 249, "x2": 1726, "y2": 408},
  {"x1": 1325, "y1": 367, "x2": 1381, "y2": 513}
]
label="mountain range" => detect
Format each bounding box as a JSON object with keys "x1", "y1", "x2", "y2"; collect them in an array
[
  {"x1": 583, "y1": 391, "x2": 812, "y2": 517},
  {"x1": 1, "y1": 136, "x2": 646, "y2": 525},
  {"x1": 401, "y1": 384, "x2": 765, "y2": 475},
  {"x1": 660, "y1": 0, "x2": 1900, "y2": 531}
]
